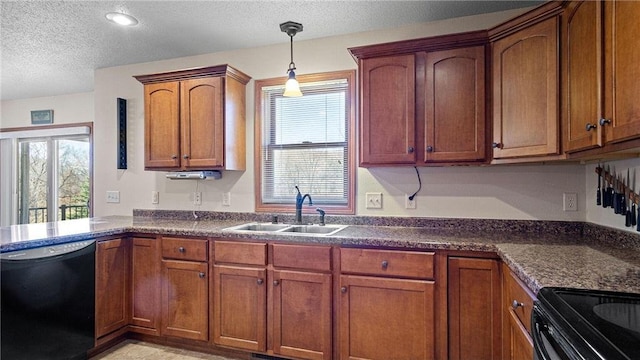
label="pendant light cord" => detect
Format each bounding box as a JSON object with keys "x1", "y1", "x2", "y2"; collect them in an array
[
  {"x1": 288, "y1": 35, "x2": 296, "y2": 71},
  {"x1": 408, "y1": 166, "x2": 421, "y2": 201}
]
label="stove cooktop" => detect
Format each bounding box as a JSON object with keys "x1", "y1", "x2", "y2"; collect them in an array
[{"x1": 538, "y1": 288, "x2": 640, "y2": 359}]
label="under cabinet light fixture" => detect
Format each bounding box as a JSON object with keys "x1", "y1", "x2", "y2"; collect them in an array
[
  {"x1": 280, "y1": 21, "x2": 303, "y2": 97},
  {"x1": 105, "y1": 12, "x2": 139, "y2": 26}
]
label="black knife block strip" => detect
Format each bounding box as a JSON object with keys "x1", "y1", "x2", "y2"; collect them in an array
[{"x1": 595, "y1": 167, "x2": 639, "y2": 205}]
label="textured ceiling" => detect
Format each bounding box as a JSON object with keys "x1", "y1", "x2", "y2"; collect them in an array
[{"x1": 1, "y1": 1, "x2": 542, "y2": 101}]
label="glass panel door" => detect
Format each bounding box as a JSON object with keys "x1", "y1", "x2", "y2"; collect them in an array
[
  {"x1": 17, "y1": 135, "x2": 90, "y2": 224},
  {"x1": 56, "y1": 137, "x2": 90, "y2": 220},
  {"x1": 18, "y1": 139, "x2": 49, "y2": 224}
]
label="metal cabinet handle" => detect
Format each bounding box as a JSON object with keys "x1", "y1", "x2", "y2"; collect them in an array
[
  {"x1": 512, "y1": 300, "x2": 524, "y2": 309},
  {"x1": 381, "y1": 260, "x2": 389, "y2": 269},
  {"x1": 178, "y1": 247, "x2": 185, "y2": 253},
  {"x1": 273, "y1": 280, "x2": 280, "y2": 286},
  {"x1": 426, "y1": 146, "x2": 434, "y2": 153},
  {"x1": 341, "y1": 286, "x2": 347, "y2": 293},
  {"x1": 585, "y1": 123, "x2": 597, "y2": 131},
  {"x1": 599, "y1": 118, "x2": 611, "y2": 126},
  {"x1": 171, "y1": 154, "x2": 178, "y2": 159},
  {"x1": 183, "y1": 154, "x2": 189, "y2": 159},
  {"x1": 257, "y1": 278, "x2": 264, "y2": 285},
  {"x1": 492, "y1": 142, "x2": 502, "y2": 149},
  {"x1": 408, "y1": 146, "x2": 415, "y2": 153},
  {"x1": 199, "y1": 272, "x2": 205, "y2": 278}
]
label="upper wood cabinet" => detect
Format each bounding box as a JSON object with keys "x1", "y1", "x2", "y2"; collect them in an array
[
  {"x1": 359, "y1": 54, "x2": 416, "y2": 165},
  {"x1": 563, "y1": 0, "x2": 640, "y2": 156},
  {"x1": 135, "y1": 65, "x2": 251, "y2": 171},
  {"x1": 425, "y1": 46, "x2": 486, "y2": 163},
  {"x1": 563, "y1": 0, "x2": 604, "y2": 153},
  {"x1": 350, "y1": 31, "x2": 489, "y2": 167},
  {"x1": 491, "y1": 15, "x2": 560, "y2": 160}
]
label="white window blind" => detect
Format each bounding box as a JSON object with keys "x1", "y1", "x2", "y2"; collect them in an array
[{"x1": 261, "y1": 79, "x2": 349, "y2": 205}]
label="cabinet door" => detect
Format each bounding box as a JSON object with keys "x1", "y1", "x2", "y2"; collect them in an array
[
  {"x1": 564, "y1": 1, "x2": 604, "y2": 152},
  {"x1": 130, "y1": 237, "x2": 160, "y2": 332},
  {"x1": 492, "y1": 17, "x2": 559, "y2": 159},
  {"x1": 213, "y1": 265, "x2": 267, "y2": 351},
  {"x1": 603, "y1": 0, "x2": 640, "y2": 143},
  {"x1": 273, "y1": 270, "x2": 332, "y2": 360},
  {"x1": 425, "y1": 46, "x2": 486, "y2": 162},
  {"x1": 180, "y1": 77, "x2": 224, "y2": 169},
  {"x1": 161, "y1": 260, "x2": 208, "y2": 341},
  {"x1": 360, "y1": 54, "x2": 416, "y2": 166},
  {"x1": 505, "y1": 310, "x2": 533, "y2": 360},
  {"x1": 448, "y1": 257, "x2": 501, "y2": 360},
  {"x1": 339, "y1": 275, "x2": 435, "y2": 360},
  {"x1": 144, "y1": 82, "x2": 180, "y2": 169},
  {"x1": 95, "y1": 238, "x2": 130, "y2": 338}
]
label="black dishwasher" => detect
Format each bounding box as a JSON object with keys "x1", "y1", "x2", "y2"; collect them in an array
[{"x1": 1, "y1": 240, "x2": 96, "y2": 360}]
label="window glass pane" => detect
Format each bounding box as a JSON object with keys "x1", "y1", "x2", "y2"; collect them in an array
[
  {"x1": 260, "y1": 77, "x2": 350, "y2": 207},
  {"x1": 18, "y1": 140, "x2": 48, "y2": 224},
  {"x1": 56, "y1": 138, "x2": 90, "y2": 221}
]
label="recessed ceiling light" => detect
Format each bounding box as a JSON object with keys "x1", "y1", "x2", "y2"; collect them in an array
[{"x1": 105, "y1": 12, "x2": 138, "y2": 26}]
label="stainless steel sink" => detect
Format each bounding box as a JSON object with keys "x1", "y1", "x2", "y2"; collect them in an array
[
  {"x1": 223, "y1": 223, "x2": 347, "y2": 236},
  {"x1": 225, "y1": 223, "x2": 291, "y2": 232},
  {"x1": 280, "y1": 224, "x2": 347, "y2": 236}
]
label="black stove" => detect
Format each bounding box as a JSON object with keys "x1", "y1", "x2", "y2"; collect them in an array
[{"x1": 533, "y1": 287, "x2": 640, "y2": 360}]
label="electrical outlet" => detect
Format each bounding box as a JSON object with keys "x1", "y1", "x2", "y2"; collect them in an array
[
  {"x1": 106, "y1": 191, "x2": 120, "y2": 203},
  {"x1": 222, "y1": 192, "x2": 231, "y2": 206},
  {"x1": 405, "y1": 194, "x2": 416, "y2": 209},
  {"x1": 563, "y1": 192, "x2": 577, "y2": 211},
  {"x1": 151, "y1": 191, "x2": 159, "y2": 204},
  {"x1": 193, "y1": 192, "x2": 202, "y2": 206},
  {"x1": 365, "y1": 192, "x2": 382, "y2": 209}
]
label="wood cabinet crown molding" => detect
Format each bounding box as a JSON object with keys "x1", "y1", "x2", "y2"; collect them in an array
[
  {"x1": 349, "y1": 30, "x2": 488, "y2": 60},
  {"x1": 488, "y1": 1, "x2": 564, "y2": 41},
  {"x1": 134, "y1": 64, "x2": 251, "y2": 85}
]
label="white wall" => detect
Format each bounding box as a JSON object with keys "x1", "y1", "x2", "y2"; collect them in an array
[
  {"x1": 7, "y1": 8, "x2": 629, "y2": 226},
  {"x1": 1, "y1": 92, "x2": 94, "y2": 128}
]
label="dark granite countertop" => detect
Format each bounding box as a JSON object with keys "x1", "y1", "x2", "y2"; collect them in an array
[{"x1": 2, "y1": 214, "x2": 639, "y2": 295}]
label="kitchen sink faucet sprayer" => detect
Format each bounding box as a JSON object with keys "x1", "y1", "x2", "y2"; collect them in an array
[{"x1": 295, "y1": 185, "x2": 312, "y2": 224}]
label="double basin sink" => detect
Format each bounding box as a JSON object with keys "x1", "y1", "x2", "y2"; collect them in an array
[{"x1": 224, "y1": 222, "x2": 348, "y2": 236}]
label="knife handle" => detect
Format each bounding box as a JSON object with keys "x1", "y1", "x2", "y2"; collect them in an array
[
  {"x1": 597, "y1": 188, "x2": 602, "y2": 206},
  {"x1": 625, "y1": 210, "x2": 632, "y2": 227},
  {"x1": 620, "y1": 195, "x2": 627, "y2": 215},
  {"x1": 631, "y1": 204, "x2": 637, "y2": 227}
]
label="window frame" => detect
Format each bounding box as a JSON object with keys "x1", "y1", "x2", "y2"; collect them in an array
[{"x1": 254, "y1": 70, "x2": 356, "y2": 215}]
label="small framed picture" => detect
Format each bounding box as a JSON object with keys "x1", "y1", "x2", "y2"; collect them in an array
[{"x1": 31, "y1": 110, "x2": 54, "y2": 124}]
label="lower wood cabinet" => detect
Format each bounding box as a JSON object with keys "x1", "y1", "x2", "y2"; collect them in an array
[
  {"x1": 212, "y1": 241, "x2": 332, "y2": 360},
  {"x1": 448, "y1": 257, "x2": 502, "y2": 360},
  {"x1": 161, "y1": 237, "x2": 209, "y2": 341},
  {"x1": 339, "y1": 248, "x2": 436, "y2": 360},
  {"x1": 502, "y1": 264, "x2": 535, "y2": 360},
  {"x1": 212, "y1": 264, "x2": 267, "y2": 351},
  {"x1": 130, "y1": 237, "x2": 160, "y2": 334},
  {"x1": 96, "y1": 237, "x2": 130, "y2": 338},
  {"x1": 339, "y1": 275, "x2": 435, "y2": 360}
]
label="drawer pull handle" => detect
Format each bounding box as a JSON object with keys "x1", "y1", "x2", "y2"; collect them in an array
[
  {"x1": 273, "y1": 280, "x2": 280, "y2": 286},
  {"x1": 341, "y1": 286, "x2": 347, "y2": 293},
  {"x1": 198, "y1": 272, "x2": 205, "y2": 279},
  {"x1": 257, "y1": 278, "x2": 264, "y2": 285},
  {"x1": 381, "y1": 260, "x2": 389, "y2": 269},
  {"x1": 512, "y1": 300, "x2": 524, "y2": 309},
  {"x1": 178, "y1": 247, "x2": 185, "y2": 253}
]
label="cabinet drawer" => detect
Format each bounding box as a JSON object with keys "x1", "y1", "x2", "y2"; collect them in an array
[
  {"x1": 341, "y1": 248, "x2": 434, "y2": 279},
  {"x1": 214, "y1": 241, "x2": 267, "y2": 265},
  {"x1": 272, "y1": 244, "x2": 332, "y2": 271},
  {"x1": 505, "y1": 269, "x2": 535, "y2": 334},
  {"x1": 161, "y1": 237, "x2": 207, "y2": 261}
]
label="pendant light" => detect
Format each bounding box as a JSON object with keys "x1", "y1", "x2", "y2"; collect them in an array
[{"x1": 280, "y1": 21, "x2": 303, "y2": 97}]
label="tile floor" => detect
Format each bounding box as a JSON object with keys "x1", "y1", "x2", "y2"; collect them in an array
[{"x1": 90, "y1": 340, "x2": 244, "y2": 360}]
